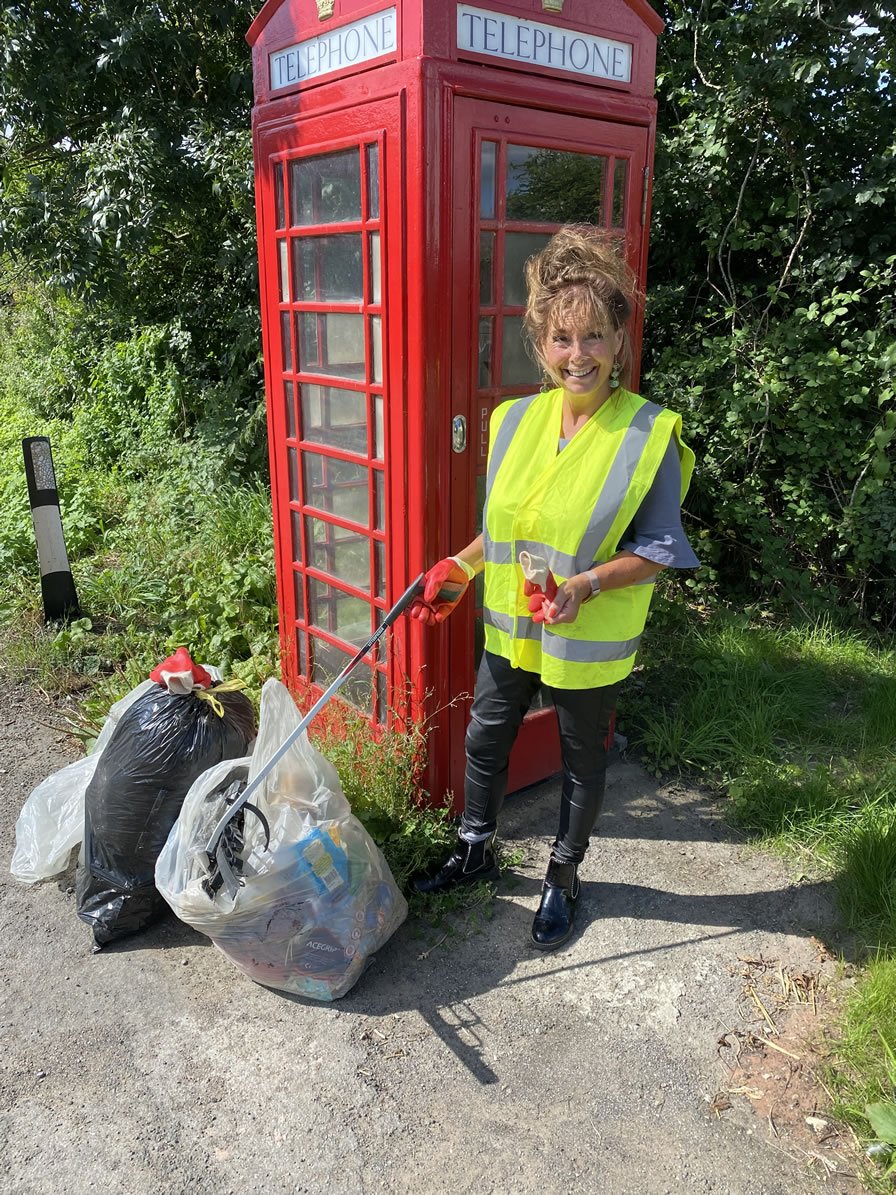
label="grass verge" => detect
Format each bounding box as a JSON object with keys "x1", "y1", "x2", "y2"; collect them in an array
[{"x1": 627, "y1": 593, "x2": 896, "y2": 1182}]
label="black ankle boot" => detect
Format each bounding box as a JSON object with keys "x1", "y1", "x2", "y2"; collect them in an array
[
  {"x1": 410, "y1": 834, "x2": 499, "y2": 895},
  {"x1": 530, "y1": 858, "x2": 580, "y2": 950}
]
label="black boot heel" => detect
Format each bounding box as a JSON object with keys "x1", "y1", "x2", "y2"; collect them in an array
[
  {"x1": 410, "y1": 835, "x2": 499, "y2": 895},
  {"x1": 530, "y1": 859, "x2": 580, "y2": 950}
]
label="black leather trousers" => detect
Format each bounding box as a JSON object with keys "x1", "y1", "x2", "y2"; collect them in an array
[{"x1": 460, "y1": 651, "x2": 620, "y2": 865}]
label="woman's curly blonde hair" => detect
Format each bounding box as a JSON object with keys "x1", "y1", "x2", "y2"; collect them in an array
[{"x1": 524, "y1": 225, "x2": 641, "y2": 388}]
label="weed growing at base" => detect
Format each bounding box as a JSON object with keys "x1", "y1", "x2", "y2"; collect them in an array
[{"x1": 311, "y1": 706, "x2": 502, "y2": 949}]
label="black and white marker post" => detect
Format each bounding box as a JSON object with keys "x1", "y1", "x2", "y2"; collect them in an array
[{"x1": 22, "y1": 437, "x2": 80, "y2": 622}]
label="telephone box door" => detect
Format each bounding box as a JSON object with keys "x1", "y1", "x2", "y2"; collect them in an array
[{"x1": 448, "y1": 98, "x2": 650, "y2": 797}]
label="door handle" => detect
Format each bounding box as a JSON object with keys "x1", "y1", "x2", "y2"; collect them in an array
[{"x1": 452, "y1": 415, "x2": 467, "y2": 453}]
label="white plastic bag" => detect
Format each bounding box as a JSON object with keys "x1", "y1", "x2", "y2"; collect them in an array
[
  {"x1": 11, "y1": 667, "x2": 223, "y2": 885},
  {"x1": 156, "y1": 679, "x2": 407, "y2": 1001}
]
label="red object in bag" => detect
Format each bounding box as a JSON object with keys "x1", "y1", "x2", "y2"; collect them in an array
[{"x1": 150, "y1": 647, "x2": 213, "y2": 692}]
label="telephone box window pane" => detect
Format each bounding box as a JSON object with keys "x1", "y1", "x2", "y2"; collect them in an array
[
  {"x1": 293, "y1": 235, "x2": 363, "y2": 302},
  {"x1": 293, "y1": 568, "x2": 305, "y2": 623},
  {"x1": 285, "y1": 381, "x2": 296, "y2": 439},
  {"x1": 298, "y1": 313, "x2": 365, "y2": 380},
  {"x1": 290, "y1": 509, "x2": 303, "y2": 565},
  {"x1": 373, "y1": 394, "x2": 384, "y2": 460},
  {"x1": 478, "y1": 317, "x2": 494, "y2": 388},
  {"x1": 281, "y1": 311, "x2": 293, "y2": 373},
  {"x1": 366, "y1": 144, "x2": 380, "y2": 220},
  {"x1": 504, "y1": 232, "x2": 552, "y2": 306},
  {"x1": 500, "y1": 316, "x2": 536, "y2": 387},
  {"x1": 369, "y1": 232, "x2": 382, "y2": 303},
  {"x1": 305, "y1": 516, "x2": 370, "y2": 590},
  {"x1": 370, "y1": 316, "x2": 383, "y2": 384},
  {"x1": 288, "y1": 446, "x2": 300, "y2": 500},
  {"x1": 301, "y1": 384, "x2": 367, "y2": 454},
  {"x1": 312, "y1": 636, "x2": 372, "y2": 710},
  {"x1": 303, "y1": 452, "x2": 369, "y2": 525},
  {"x1": 308, "y1": 578, "x2": 371, "y2": 647},
  {"x1": 375, "y1": 540, "x2": 386, "y2": 600},
  {"x1": 274, "y1": 163, "x2": 285, "y2": 229},
  {"x1": 278, "y1": 239, "x2": 289, "y2": 303},
  {"x1": 290, "y1": 149, "x2": 361, "y2": 226},
  {"x1": 612, "y1": 158, "x2": 628, "y2": 227},
  {"x1": 506, "y1": 145, "x2": 607, "y2": 224},
  {"x1": 297, "y1": 631, "x2": 308, "y2": 676},
  {"x1": 375, "y1": 669, "x2": 388, "y2": 723},
  {"x1": 373, "y1": 469, "x2": 385, "y2": 531},
  {"x1": 480, "y1": 232, "x2": 495, "y2": 305},
  {"x1": 480, "y1": 142, "x2": 497, "y2": 218}
]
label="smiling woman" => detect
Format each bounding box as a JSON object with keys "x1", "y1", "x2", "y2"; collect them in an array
[{"x1": 408, "y1": 224, "x2": 701, "y2": 950}]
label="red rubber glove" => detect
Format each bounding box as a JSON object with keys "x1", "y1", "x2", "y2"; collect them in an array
[
  {"x1": 409, "y1": 557, "x2": 476, "y2": 626},
  {"x1": 519, "y1": 551, "x2": 558, "y2": 625}
]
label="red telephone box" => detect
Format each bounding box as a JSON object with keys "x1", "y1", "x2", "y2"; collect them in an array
[{"x1": 247, "y1": 0, "x2": 662, "y2": 807}]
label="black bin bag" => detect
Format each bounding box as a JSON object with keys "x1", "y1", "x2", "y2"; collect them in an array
[{"x1": 76, "y1": 665, "x2": 255, "y2": 947}]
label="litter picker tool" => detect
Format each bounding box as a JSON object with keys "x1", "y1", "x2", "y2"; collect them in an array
[{"x1": 203, "y1": 573, "x2": 424, "y2": 897}]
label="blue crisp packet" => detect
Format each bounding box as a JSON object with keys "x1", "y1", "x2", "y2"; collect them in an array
[{"x1": 297, "y1": 826, "x2": 349, "y2": 897}]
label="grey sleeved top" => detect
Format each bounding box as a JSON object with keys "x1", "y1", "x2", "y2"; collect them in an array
[
  {"x1": 619, "y1": 439, "x2": 700, "y2": 568},
  {"x1": 557, "y1": 437, "x2": 700, "y2": 569}
]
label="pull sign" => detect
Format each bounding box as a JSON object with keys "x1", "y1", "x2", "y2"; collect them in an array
[
  {"x1": 641, "y1": 167, "x2": 650, "y2": 226},
  {"x1": 452, "y1": 416, "x2": 468, "y2": 453}
]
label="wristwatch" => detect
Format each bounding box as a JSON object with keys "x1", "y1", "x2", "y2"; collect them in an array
[{"x1": 585, "y1": 569, "x2": 601, "y2": 602}]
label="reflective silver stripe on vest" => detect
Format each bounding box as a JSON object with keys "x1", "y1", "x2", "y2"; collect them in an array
[
  {"x1": 486, "y1": 393, "x2": 542, "y2": 492},
  {"x1": 483, "y1": 537, "x2": 513, "y2": 565},
  {"x1": 542, "y1": 631, "x2": 642, "y2": 663},
  {"x1": 513, "y1": 537, "x2": 578, "y2": 578},
  {"x1": 483, "y1": 607, "x2": 541, "y2": 640},
  {"x1": 487, "y1": 536, "x2": 663, "y2": 582},
  {"x1": 484, "y1": 606, "x2": 641, "y2": 662},
  {"x1": 483, "y1": 607, "x2": 512, "y2": 634},
  {"x1": 573, "y1": 401, "x2": 663, "y2": 572},
  {"x1": 482, "y1": 393, "x2": 542, "y2": 555}
]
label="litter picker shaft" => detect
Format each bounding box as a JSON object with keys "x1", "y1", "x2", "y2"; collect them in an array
[{"x1": 204, "y1": 573, "x2": 424, "y2": 890}]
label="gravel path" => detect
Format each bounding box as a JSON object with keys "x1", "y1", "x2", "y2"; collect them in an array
[{"x1": 0, "y1": 681, "x2": 857, "y2": 1194}]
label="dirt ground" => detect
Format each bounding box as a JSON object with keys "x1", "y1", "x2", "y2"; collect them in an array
[{"x1": 0, "y1": 681, "x2": 863, "y2": 1194}]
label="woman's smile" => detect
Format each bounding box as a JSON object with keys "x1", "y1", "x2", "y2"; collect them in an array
[{"x1": 544, "y1": 323, "x2": 623, "y2": 402}]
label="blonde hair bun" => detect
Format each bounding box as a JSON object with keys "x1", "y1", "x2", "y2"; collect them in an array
[{"x1": 524, "y1": 224, "x2": 641, "y2": 386}]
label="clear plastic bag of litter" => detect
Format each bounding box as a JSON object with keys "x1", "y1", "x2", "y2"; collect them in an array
[
  {"x1": 155, "y1": 679, "x2": 407, "y2": 1001},
  {"x1": 11, "y1": 679, "x2": 161, "y2": 884}
]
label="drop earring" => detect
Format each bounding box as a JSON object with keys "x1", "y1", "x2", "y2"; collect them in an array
[{"x1": 609, "y1": 359, "x2": 621, "y2": 390}]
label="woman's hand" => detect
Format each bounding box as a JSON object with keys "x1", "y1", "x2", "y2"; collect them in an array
[
  {"x1": 409, "y1": 557, "x2": 476, "y2": 625},
  {"x1": 542, "y1": 574, "x2": 592, "y2": 626}
]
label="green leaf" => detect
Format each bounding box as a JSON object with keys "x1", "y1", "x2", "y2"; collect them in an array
[{"x1": 866, "y1": 1103, "x2": 896, "y2": 1146}]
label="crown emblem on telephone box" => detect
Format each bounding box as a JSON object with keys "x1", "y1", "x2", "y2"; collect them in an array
[
  {"x1": 316, "y1": 0, "x2": 335, "y2": 18},
  {"x1": 542, "y1": 0, "x2": 565, "y2": 10}
]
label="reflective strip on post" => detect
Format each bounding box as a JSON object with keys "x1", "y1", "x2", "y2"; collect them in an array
[{"x1": 22, "y1": 437, "x2": 80, "y2": 622}]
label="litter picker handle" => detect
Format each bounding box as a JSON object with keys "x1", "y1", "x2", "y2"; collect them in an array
[{"x1": 203, "y1": 573, "x2": 425, "y2": 866}]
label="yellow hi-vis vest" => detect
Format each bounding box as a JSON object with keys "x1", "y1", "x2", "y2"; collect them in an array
[{"x1": 482, "y1": 387, "x2": 695, "y2": 689}]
